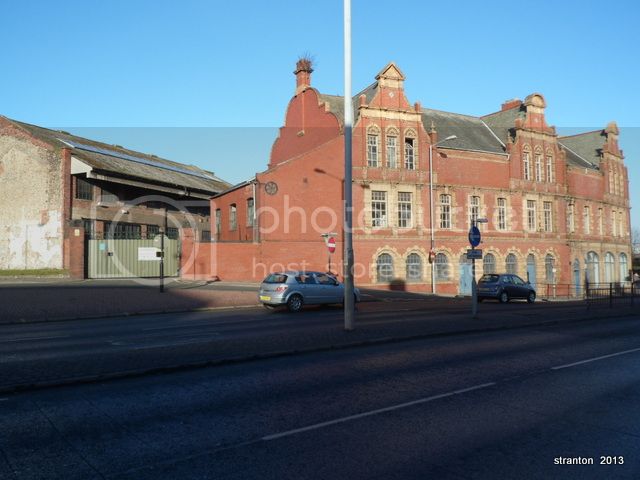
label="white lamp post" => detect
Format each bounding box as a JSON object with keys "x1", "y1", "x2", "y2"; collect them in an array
[{"x1": 429, "y1": 134, "x2": 457, "y2": 294}]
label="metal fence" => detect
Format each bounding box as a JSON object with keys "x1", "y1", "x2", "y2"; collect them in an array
[{"x1": 541, "y1": 282, "x2": 638, "y2": 308}]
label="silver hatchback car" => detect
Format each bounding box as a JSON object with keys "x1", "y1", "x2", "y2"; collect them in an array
[{"x1": 259, "y1": 271, "x2": 361, "y2": 312}]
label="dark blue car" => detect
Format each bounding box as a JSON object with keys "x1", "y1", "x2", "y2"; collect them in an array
[{"x1": 477, "y1": 273, "x2": 536, "y2": 303}]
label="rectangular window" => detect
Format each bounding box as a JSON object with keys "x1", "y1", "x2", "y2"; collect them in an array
[
  {"x1": 166, "y1": 227, "x2": 179, "y2": 240},
  {"x1": 526, "y1": 200, "x2": 536, "y2": 231},
  {"x1": 535, "y1": 154, "x2": 543, "y2": 182},
  {"x1": 543, "y1": 201, "x2": 552, "y2": 232},
  {"x1": 215, "y1": 209, "x2": 221, "y2": 236},
  {"x1": 598, "y1": 208, "x2": 603, "y2": 235},
  {"x1": 367, "y1": 134, "x2": 379, "y2": 167},
  {"x1": 100, "y1": 188, "x2": 118, "y2": 205},
  {"x1": 386, "y1": 136, "x2": 397, "y2": 168},
  {"x1": 82, "y1": 218, "x2": 94, "y2": 238},
  {"x1": 469, "y1": 196, "x2": 480, "y2": 227},
  {"x1": 397, "y1": 192, "x2": 412, "y2": 228},
  {"x1": 583, "y1": 206, "x2": 590, "y2": 234},
  {"x1": 147, "y1": 224, "x2": 160, "y2": 239},
  {"x1": 104, "y1": 222, "x2": 141, "y2": 239},
  {"x1": 618, "y1": 211, "x2": 624, "y2": 237},
  {"x1": 546, "y1": 156, "x2": 554, "y2": 183},
  {"x1": 497, "y1": 198, "x2": 507, "y2": 230},
  {"x1": 567, "y1": 204, "x2": 575, "y2": 233},
  {"x1": 371, "y1": 191, "x2": 387, "y2": 227},
  {"x1": 229, "y1": 204, "x2": 237, "y2": 231},
  {"x1": 75, "y1": 177, "x2": 93, "y2": 200},
  {"x1": 523, "y1": 152, "x2": 531, "y2": 181},
  {"x1": 404, "y1": 138, "x2": 415, "y2": 170},
  {"x1": 439, "y1": 194, "x2": 451, "y2": 229},
  {"x1": 201, "y1": 230, "x2": 211, "y2": 242},
  {"x1": 612, "y1": 210, "x2": 617, "y2": 236},
  {"x1": 247, "y1": 198, "x2": 255, "y2": 226}
]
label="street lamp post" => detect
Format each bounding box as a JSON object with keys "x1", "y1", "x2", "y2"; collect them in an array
[{"x1": 429, "y1": 134, "x2": 457, "y2": 294}]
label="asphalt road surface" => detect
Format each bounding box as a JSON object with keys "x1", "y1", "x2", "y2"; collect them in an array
[{"x1": 1, "y1": 315, "x2": 639, "y2": 479}]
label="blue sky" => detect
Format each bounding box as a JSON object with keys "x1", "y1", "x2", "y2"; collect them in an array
[{"x1": 3, "y1": 0, "x2": 639, "y2": 226}]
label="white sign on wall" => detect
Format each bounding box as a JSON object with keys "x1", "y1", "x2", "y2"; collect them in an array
[{"x1": 138, "y1": 247, "x2": 161, "y2": 261}]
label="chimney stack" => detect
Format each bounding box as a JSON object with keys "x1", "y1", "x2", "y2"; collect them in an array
[{"x1": 294, "y1": 57, "x2": 313, "y2": 94}]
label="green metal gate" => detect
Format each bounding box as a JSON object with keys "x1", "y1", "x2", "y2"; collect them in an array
[{"x1": 87, "y1": 239, "x2": 179, "y2": 279}]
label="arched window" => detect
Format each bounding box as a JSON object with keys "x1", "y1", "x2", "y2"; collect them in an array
[
  {"x1": 404, "y1": 130, "x2": 417, "y2": 170},
  {"x1": 546, "y1": 152, "x2": 554, "y2": 183},
  {"x1": 620, "y1": 253, "x2": 629, "y2": 282},
  {"x1": 246, "y1": 198, "x2": 255, "y2": 227},
  {"x1": 604, "y1": 252, "x2": 615, "y2": 283},
  {"x1": 483, "y1": 253, "x2": 496, "y2": 274},
  {"x1": 386, "y1": 128, "x2": 399, "y2": 168},
  {"x1": 586, "y1": 251, "x2": 599, "y2": 284},
  {"x1": 377, "y1": 253, "x2": 394, "y2": 282},
  {"x1": 535, "y1": 151, "x2": 543, "y2": 182},
  {"x1": 545, "y1": 254, "x2": 555, "y2": 283},
  {"x1": 505, "y1": 253, "x2": 517, "y2": 275},
  {"x1": 435, "y1": 253, "x2": 450, "y2": 281},
  {"x1": 406, "y1": 253, "x2": 423, "y2": 281}
]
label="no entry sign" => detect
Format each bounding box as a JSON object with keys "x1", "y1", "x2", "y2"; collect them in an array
[{"x1": 327, "y1": 237, "x2": 336, "y2": 254}]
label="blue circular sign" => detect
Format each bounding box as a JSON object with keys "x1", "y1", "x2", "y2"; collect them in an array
[{"x1": 468, "y1": 226, "x2": 481, "y2": 247}]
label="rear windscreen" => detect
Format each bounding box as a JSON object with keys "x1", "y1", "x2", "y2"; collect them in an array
[
  {"x1": 479, "y1": 274, "x2": 500, "y2": 283},
  {"x1": 263, "y1": 274, "x2": 288, "y2": 284}
]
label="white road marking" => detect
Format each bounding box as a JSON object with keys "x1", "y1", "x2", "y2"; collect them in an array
[
  {"x1": 262, "y1": 382, "x2": 495, "y2": 441},
  {"x1": 0, "y1": 335, "x2": 70, "y2": 343},
  {"x1": 551, "y1": 347, "x2": 640, "y2": 370}
]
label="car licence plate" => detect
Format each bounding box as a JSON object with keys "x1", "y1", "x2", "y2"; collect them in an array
[{"x1": 260, "y1": 295, "x2": 271, "y2": 301}]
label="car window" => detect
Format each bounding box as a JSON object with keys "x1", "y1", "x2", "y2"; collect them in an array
[
  {"x1": 512, "y1": 276, "x2": 524, "y2": 286},
  {"x1": 264, "y1": 274, "x2": 287, "y2": 284},
  {"x1": 315, "y1": 273, "x2": 337, "y2": 285},
  {"x1": 479, "y1": 274, "x2": 500, "y2": 283},
  {"x1": 502, "y1": 276, "x2": 512, "y2": 284}
]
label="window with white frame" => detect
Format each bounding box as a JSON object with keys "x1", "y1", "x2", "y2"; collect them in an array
[
  {"x1": 567, "y1": 203, "x2": 575, "y2": 233},
  {"x1": 526, "y1": 200, "x2": 536, "y2": 231},
  {"x1": 406, "y1": 253, "x2": 422, "y2": 281},
  {"x1": 546, "y1": 155, "x2": 554, "y2": 183},
  {"x1": 545, "y1": 254, "x2": 555, "y2": 283},
  {"x1": 583, "y1": 206, "x2": 590, "y2": 234},
  {"x1": 439, "y1": 194, "x2": 451, "y2": 229},
  {"x1": 535, "y1": 153, "x2": 543, "y2": 182},
  {"x1": 469, "y1": 196, "x2": 480, "y2": 227},
  {"x1": 367, "y1": 133, "x2": 379, "y2": 167},
  {"x1": 505, "y1": 253, "x2": 517, "y2": 275},
  {"x1": 435, "y1": 253, "x2": 450, "y2": 281},
  {"x1": 543, "y1": 201, "x2": 552, "y2": 232},
  {"x1": 376, "y1": 253, "x2": 394, "y2": 282},
  {"x1": 483, "y1": 253, "x2": 496, "y2": 274},
  {"x1": 598, "y1": 208, "x2": 603, "y2": 235},
  {"x1": 497, "y1": 197, "x2": 507, "y2": 230},
  {"x1": 386, "y1": 135, "x2": 397, "y2": 168},
  {"x1": 229, "y1": 204, "x2": 237, "y2": 231},
  {"x1": 247, "y1": 198, "x2": 255, "y2": 227},
  {"x1": 620, "y1": 253, "x2": 629, "y2": 282},
  {"x1": 404, "y1": 137, "x2": 415, "y2": 169},
  {"x1": 523, "y1": 150, "x2": 531, "y2": 180},
  {"x1": 604, "y1": 252, "x2": 615, "y2": 283},
  {"x1": 371, "y1": 191, "x2": 387, "y2": 227},
  {"x1": 397, "y1": 192, "x2": 412, "y2": 228}
]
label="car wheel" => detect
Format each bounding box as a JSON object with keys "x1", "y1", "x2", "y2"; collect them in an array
[
  {"x1": 287, "y1": 294, "x2": 304, "y2": 312},
  {"x1": 527, "y1": 291, "x2": 536, "y2": 303},
  {"x1": 499, "y1": 291, "x2": 509, "y2": 303}
]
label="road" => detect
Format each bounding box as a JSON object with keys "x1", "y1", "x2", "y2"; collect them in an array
[
  {"x1": 1, "y1": 315, "x2": 639, "y2": 479},
  {"x1": 0, "y1": 299, "x2": 615, "y2": 391}
]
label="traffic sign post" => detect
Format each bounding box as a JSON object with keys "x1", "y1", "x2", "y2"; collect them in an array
[
  {"x1": 469, "y1": 218, "x2": 487, "y2": 319},
  {"x1": 321, "y1": 233, "x2": 338, "y2": 275}
]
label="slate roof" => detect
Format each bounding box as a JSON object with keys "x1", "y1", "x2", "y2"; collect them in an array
[
  {"x1": 481, "y1": 106, "x2": 525, "y2": 145},
  {"x1": 558, "y1": 130, "x2": 606, "y2": 168},
  {"x1": 5, "y1": 117, "x2": 230, "y2": 194},
  {"x1": 318, "y1": 82, "x2": 379, "y2": 125},
  {"x1": 421, "y1": 108, "x2": 506, "y2": 154}
]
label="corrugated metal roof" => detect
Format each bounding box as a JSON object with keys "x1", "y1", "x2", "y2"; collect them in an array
[{"x1": 7, "y1": 118, "x2": 230, "y2": 194}]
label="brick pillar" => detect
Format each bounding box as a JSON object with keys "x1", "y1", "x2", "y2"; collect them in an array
[{"x1": 66, "y1": 224, "x2": 85, "y2": 279}]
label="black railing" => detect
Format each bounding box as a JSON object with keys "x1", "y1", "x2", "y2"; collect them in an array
[{"x1": 541, "y1": 282, "x2": 638, "y2": 308}]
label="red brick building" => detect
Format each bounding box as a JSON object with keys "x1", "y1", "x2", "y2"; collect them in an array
[{"x1": 188, "y1": 60, "x2": 632, "y2": 295}]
